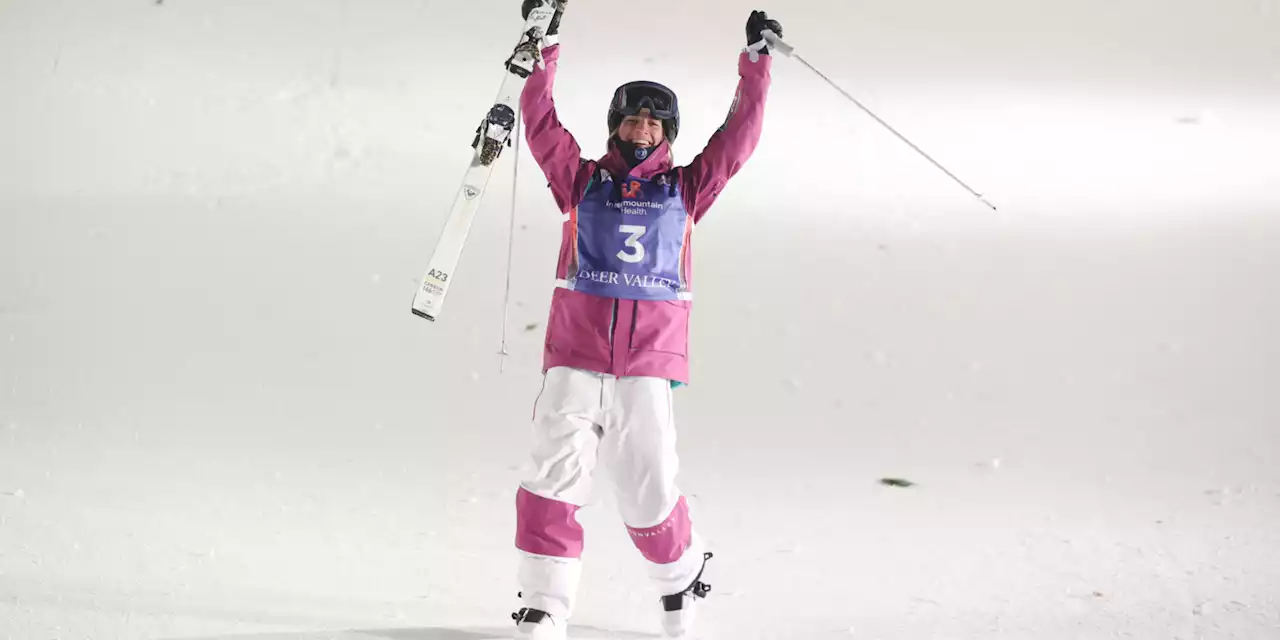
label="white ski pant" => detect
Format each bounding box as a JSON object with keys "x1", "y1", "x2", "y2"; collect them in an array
[{"x1": 514, "y1": 366, "x2": 705, "y2": 619}]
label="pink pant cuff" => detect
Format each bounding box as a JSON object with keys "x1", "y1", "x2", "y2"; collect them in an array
[
  {"x1": 515, "y1": 487, "x2": 585, "y2": 558},
  {"x1": 626, "y1": 495, "x2": 692, "y2": 564}
]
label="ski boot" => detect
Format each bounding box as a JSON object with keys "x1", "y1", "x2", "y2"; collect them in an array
[
  {"x1": 512, "y1": 604, "x2": 566, "y2": 640},
  {"x1": 660, "y1": 551, "x2": 714, "y2": 637}
]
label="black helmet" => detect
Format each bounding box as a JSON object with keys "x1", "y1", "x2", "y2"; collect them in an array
[{"x1": 607, "y1": 80, "x2": 680, "y2": 143}]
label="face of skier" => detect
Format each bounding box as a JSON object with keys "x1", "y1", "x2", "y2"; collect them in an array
[{"x1": 617, "y1": 108, "x2": 666, "y2": 147}]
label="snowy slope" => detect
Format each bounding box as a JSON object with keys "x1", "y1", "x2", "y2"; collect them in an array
[{"x1": 2, "y1": 0, "x2": 1279, "y2": 638}]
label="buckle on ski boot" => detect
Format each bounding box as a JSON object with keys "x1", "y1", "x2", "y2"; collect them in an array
[
  {"x1": 512, "y1": 607, "x2": 551, "y2": 625},
  {"x1": 661, "y1": 552, "x2": 714, "y2": 611}
]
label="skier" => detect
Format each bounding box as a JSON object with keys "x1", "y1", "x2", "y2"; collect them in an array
[{"x1": 510, "y1": 2, "x2": 782, "y2": 638}]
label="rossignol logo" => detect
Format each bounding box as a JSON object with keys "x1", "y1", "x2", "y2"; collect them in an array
[{"x1": 463, "y1": 186, "x2": 480, "y2": 199}]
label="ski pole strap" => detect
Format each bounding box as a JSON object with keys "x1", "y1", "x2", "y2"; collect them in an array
[
  {"x1": 744, "y1": 38, "x2": 769, "y2": 63},
  {"x1": 760, "y1": 29, "x2": 793, "y2": 57}
]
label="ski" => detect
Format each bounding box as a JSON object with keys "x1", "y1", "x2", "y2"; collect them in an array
[{"x1": 410, "y1": 1, "x2": 561, "y2": 322}]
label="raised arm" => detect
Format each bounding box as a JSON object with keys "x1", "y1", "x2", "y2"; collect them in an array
[
  {"x1": 681, "y1": 11, "x2": 781, "y2": 223},
  {"x1": 520, "y1": 36, "x2": 585, "y2": 214}
]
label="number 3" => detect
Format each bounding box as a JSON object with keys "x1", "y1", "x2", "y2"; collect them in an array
[{"x1": 617, "y1": 224, "x2": 646, "y2": 263}]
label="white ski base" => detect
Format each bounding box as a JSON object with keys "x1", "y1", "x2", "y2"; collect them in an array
[{"x1": 410, "y1": 3, "x2": 558, "y2": 322}]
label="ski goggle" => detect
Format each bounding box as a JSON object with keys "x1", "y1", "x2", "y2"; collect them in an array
[{"x1": 610, "y1": 81, "x2": 677, "y2": 120}]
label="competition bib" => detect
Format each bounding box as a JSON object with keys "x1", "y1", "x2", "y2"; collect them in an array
[{"x1": 568, "y1": 170, "x2": 691, "y2": 301}]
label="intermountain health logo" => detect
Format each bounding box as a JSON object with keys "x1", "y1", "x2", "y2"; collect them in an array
[{"x1": 622, "y1": 181, "x2": 642, "y2": 199}]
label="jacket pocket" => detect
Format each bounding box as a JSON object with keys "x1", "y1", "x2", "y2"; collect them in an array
[
  {"x1": 546, "y1": 288, "x2": 613, "y2": 359},
  {"x1": 629, "y1": 299, "x2": 690, "y2": 357}
]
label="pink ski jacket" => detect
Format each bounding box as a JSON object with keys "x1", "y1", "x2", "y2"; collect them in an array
[{"x1": 521, "y1": 43, "x2": 772, "y2": 384}]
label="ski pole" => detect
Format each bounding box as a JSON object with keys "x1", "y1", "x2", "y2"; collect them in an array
[
  {"x1": 761, "y1": 29, "x2": 997, "y2": 211},
  {"x1": 498, "y1": 109, "x2": 521, "y2": 374}
]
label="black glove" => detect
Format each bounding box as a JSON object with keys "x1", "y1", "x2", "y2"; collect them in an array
[
  {"x1": 521, "y1": 0, "x2": 565, "y2": 36},
  {"x1": 745, "y1": 10, "x2": 783, "y2": 53}
]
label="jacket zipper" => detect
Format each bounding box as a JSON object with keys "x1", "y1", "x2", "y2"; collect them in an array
[
  {"x1": 629, "y1": 301, "x2": 639, "y2": 348},
  {"x1": 608, "y1": 299, "x2": 618, "y2": 343}
]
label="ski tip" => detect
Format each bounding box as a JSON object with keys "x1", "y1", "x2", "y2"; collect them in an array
[{"x1": 411, "y1": 308, "x2": 438, "y2": 322}]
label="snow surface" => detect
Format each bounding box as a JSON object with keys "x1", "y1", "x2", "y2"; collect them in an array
[{"x1": 3, "y1": 0, "x2": 1280, "y2": 638}]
